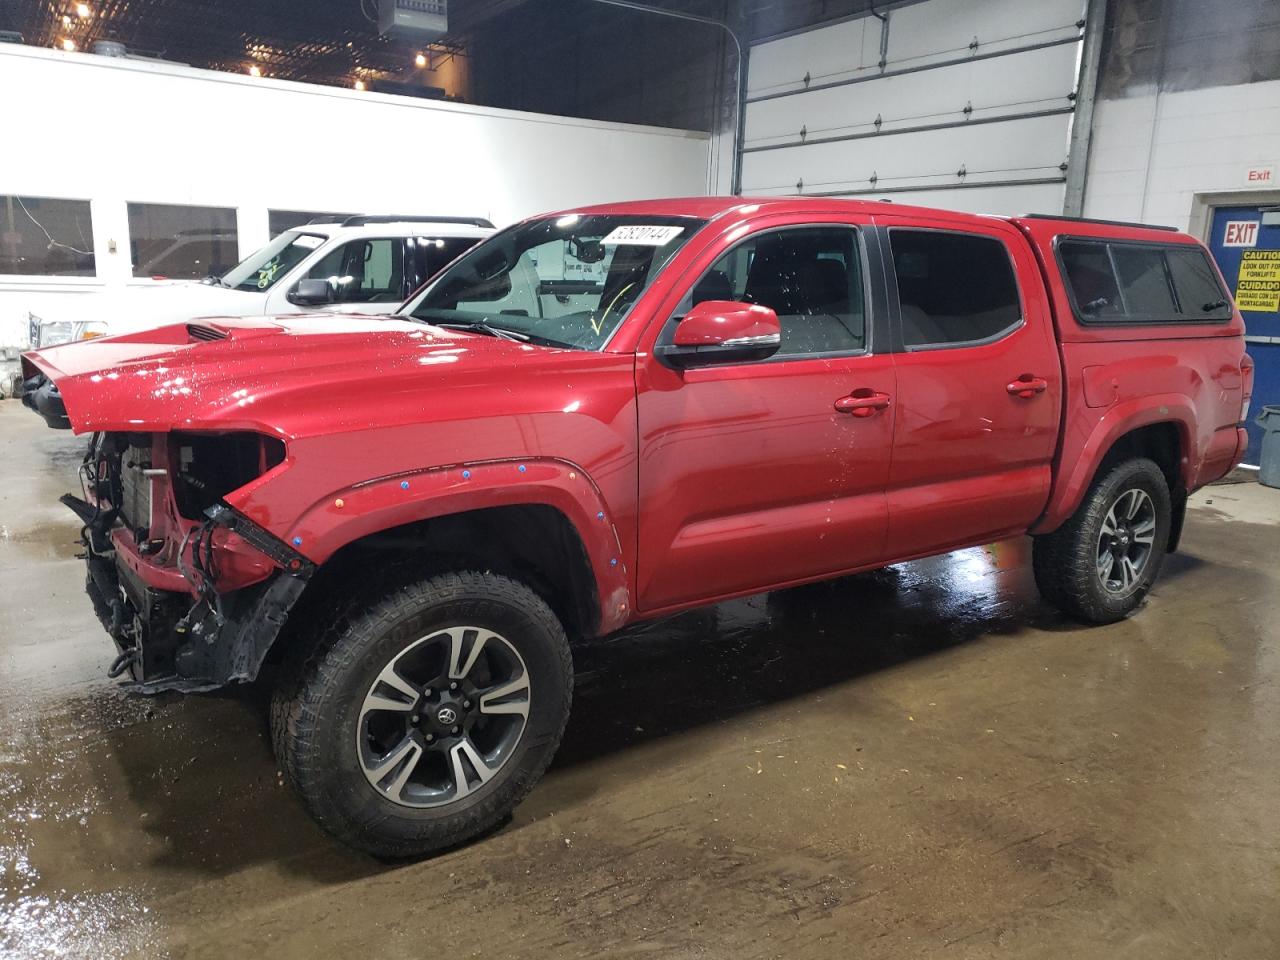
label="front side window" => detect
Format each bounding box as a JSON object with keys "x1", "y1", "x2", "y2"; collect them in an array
[
  {"x1": 685, "y1": 226, "x2": 866, "y2": 357},
  {"x1": 890, "y1": 230, "x2": 1022, "y2": 348},
  {"x1": 304, "y1": 238, "x2": 405, "y2": 303},
  {"x1": 221, "y1": 231, "x2": 327, "y2": 292},
  {"x1": 129, "y1": 202, "x2": 238, "y2": 279},
  {"x1": 0, "y1": 195, "x2": 95, "y2": 277},
  {"x1": 404, "y1": 215, "x2": 704, "y2": 349},
  {"x1": 1058, "y1": 240, "x2": 1231, "y2": 322}
]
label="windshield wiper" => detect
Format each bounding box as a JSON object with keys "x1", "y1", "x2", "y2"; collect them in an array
[
  {"x1": 201, "y1": 274, "x2": 232, "y2": 288},
  {"x1": 432, "y1": 320, "x2": 530, "y2": 342}
]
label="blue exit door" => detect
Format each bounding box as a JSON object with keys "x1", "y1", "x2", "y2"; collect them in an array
[{"x1": 1207, "y1": 204, "x2": 1280, "y2": 466}]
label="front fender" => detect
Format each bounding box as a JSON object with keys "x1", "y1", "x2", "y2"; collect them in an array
[
  {"x1": 272, "y1": 457, "x2": 631, "y2": 634},
  {"x1": 1031, "y1": 394, "x2": 1195, "y2": 535}
]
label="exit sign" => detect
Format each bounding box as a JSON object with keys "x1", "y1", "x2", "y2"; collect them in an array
[
  {"x1": 1244, "y1": 165, "x2": 1276, "y2": 186},
  {"x1": 1223, "y1": 221, "x2": 1259, "y2": 247}
]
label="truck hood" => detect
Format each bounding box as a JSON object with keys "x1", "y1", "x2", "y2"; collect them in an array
[
  {"x1": 32, "y1": 280, "x2": 265, "y2": 333},
  {"x1": 22, "y1": 314, "x2": 545, "y2": 436}
]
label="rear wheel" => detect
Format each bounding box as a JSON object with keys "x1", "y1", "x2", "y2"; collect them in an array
[
  {"x1": 271, "y1": 570, "x2": 572, "y2": 858},
  {"x1": 1033, "y1": 457, "x2": 1171, "y2": 624}
]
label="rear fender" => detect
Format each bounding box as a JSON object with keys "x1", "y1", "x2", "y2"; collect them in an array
[
  {"x1": 1031, "y1": 394, "x2": 1194, "y2": 535},
  {"x1": 277, "y1": 458, "x2": 631, "y2": 634}
]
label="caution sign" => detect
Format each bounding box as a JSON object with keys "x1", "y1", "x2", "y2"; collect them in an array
[{"x1": 1237, "y1": 250, "x2": 1280, "y2": 312}]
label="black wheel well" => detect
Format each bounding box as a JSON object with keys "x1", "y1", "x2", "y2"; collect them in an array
[
  {"x1": 273, "y1": 505, "x2": 600, "y2": 664},
  {"x1": 1099, "y1": 422, "x2": 1183, "y2": 494},
  {"x1": 1098, "y1": 421, "x2": 1188, "y2": 550}
]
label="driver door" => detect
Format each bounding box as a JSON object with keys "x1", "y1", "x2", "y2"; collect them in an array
[{"x1": 635, "y1": 217, "x2": 896, "y2": 612}]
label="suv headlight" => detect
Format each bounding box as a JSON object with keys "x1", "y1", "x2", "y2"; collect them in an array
[{"x1": 31, "y1": 319, "x2": 107, "y2": 348}]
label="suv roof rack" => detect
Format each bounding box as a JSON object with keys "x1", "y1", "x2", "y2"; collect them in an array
[
  {"x1": 310, "y1": 214, "x2": 495, "y2": 229},
  {"x1": 1019, "y1": 213, "x2": 1178, "y2": 232}
]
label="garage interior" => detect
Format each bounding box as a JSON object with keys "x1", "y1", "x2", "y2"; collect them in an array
[{"x1": 1, "y1": 1, "x2": 1279, "y2": 958}]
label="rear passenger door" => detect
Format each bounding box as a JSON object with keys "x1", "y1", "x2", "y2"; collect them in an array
[{"x1": 876, "y1": 218, "x2": 1062, "y2": 556}]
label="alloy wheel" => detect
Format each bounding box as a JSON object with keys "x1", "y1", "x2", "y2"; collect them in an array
[
  {"x1": 356, "y1": 626, "x2": 531, "y2": 808},
  {"x1": 1096, "y1": 487, "x2": 1157, "y2": 595}
]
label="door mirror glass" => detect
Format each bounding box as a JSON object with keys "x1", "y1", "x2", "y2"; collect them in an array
[
  {"x1": 657, "y1": 300, "x2": 781, "y2": 368},
  {"x1": 289, "y1": 278, "x2": 335, "y2": 306}
]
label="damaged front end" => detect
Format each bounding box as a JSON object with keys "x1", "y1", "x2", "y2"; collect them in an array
[{"x1": 70, "y1": 430, "x2": 312, "y2": 693}]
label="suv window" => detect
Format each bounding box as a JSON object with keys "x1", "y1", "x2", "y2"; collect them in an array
[
  {"x1": 415, "y1": 236, "x2": 481, "y2": 281},
  {"x1": 305, "y1": 237, "x2": 405, "y2": 303},
  {"x1": 689, "y1": 226, "x2": 865, "y2": 357},
  {"x1": 889, "y1": 230, "x2": 1021, "y2": 348},
  {"x1": 1058, "y1": 240, "x2": 1231, "y2": 322}
]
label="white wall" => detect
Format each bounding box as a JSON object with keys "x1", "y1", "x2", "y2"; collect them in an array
[
  {"x1": 736, "y1": 0, "x2": 1086, "y2": 215},
  {"x1": 1082, "y1": 79, "x2": 1280, "y2": 233},
  {"x1": 0, "y1": 45, "x2": 709, "y2": 353}
]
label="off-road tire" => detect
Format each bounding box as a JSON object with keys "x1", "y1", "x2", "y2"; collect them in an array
[
  {"x1": 271, "y1": 570, "x2": 572, "y2": 858},
  {"x1": 1032, "y1": 457, "x2": 1172, "y2": 624}
]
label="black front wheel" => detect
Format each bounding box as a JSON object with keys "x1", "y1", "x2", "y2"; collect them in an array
[
  {"x1": 1033, "y1": 457, "x2": 1172, "y2": 624},
  {"x1": 271, "y1": 570, "x2": 573, "y2": 858}
]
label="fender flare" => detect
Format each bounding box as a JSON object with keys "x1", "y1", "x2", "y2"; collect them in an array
[
  {"x1": 282, "y1": 457, "x2": 631, "y2": 635},
  {"x1": 1031, "y1": 394, "x2": 1195, "y2": 535}
]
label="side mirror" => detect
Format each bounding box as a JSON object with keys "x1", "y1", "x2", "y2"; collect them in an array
[
  {"x1": 289, "y1": 278, "x2": 335, "y2": 306},
  {"x1": 656, "y1": 300, "x2": 781, "y2": 369}
]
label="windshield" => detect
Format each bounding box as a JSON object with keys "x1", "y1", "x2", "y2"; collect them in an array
[
  {"x1": 401, "y1": 214, "x2": 705, "y2": 349},
  {"x1": 220, "y1": 231, "x2": 327, "y2": 292}
]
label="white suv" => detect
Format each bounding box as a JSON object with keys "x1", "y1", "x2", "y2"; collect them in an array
[{"x1": 27, "y1": 215, "x2": 494, "y2": 348}]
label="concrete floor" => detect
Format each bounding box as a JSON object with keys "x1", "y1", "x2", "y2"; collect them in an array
[{"x1": 1, "y1": 399, "x2": 1278, "y2": 960}]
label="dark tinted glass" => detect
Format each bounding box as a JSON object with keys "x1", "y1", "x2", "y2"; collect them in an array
[
  {"x1": 1059, "y1": 240, "x2": 1123, "y2": 317},
  {"x1": 1166, "y1": 248, "x2": 1231, "y2": 319},
  {"x1": 128, "y1": 203, "x2": 237, "y2": 279},
  {"x1": 305, "y1": 237, "x2": 405, "y2": 303},
  {"x1": 268, "y1": 209, "x2": 355, "y2": 237},
  {"x1": 890, "y1": 230, "x2": 1021, "y2": 347},
  {"x1": 694, "y1": 227, "x2": 865, "y2": 356},
  {"x1": 0, "y1": 195, "x2": 95, "y2": 276},
  {"x1": 416, "y1": 236, "x2": 481, "y2": 279},
  {"x1": 1112, "y1": 246, "x2": 1177, "y2": 315}
]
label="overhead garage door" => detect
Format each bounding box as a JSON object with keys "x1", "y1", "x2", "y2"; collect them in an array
[{"x1": 739, "y1": 0, "x2": 1088, "y2": 215}]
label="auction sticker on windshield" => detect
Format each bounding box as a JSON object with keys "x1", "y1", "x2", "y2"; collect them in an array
[{"x1": 600, "y1": 225, "x2": 684, "y2": 246}]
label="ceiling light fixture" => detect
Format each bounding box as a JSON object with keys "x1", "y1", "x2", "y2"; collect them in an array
[
  {"x1": 248, "y1": 65, "x2": 262, "y2": 77},
  {"x1": 353, "y1": 80, "x2": 366, "y2": 91},
  {"x1": 415, "y1": 52, "x2": 427, "y2": 67},
  {"x1": 76, "y1": 3, "x2": 92, "y2": 17},
  {"x1": 60, "y1": 38, "x2": 76, "y2": 51}
]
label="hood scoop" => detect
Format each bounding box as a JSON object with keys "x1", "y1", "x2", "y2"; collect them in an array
[{"x1": 187, "y1": 323, "x2": 230, "y2": 342}]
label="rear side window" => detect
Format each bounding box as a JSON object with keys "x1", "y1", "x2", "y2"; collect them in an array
[
  {"x1": 1058, "y1": 240, "x2": 1231, "y2": 322},
  {"x1": 889, "y1": 230, "x2": 1022, "y2": 349}
]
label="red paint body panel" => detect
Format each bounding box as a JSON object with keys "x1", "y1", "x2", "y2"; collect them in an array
[{"x1": 23, "y1": 197, "x2": 1250, "y2": 637}]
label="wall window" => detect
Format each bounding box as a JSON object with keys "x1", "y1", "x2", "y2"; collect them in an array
[
  {"x1": 128, "y1": 202, "x2": 238, "y2": 280},
  {"x1": 690, "y1": 227, "x2": 865, "y2": 357},
  {"x1": 0, "y1": 195, "x2": 95, "y2": 276},
  {"x1": 1059, "y1": 240, "x2": 1231, "y2": 322},
  {"x1": 304, "y1": 237, "x2": 406, "y2": 303},
  {"x1": 269, "y1": 209, "x2": 354, "y2": 237},
  {"x1": 889, "y1": 230, "x2": 1021, "y2": 348}
]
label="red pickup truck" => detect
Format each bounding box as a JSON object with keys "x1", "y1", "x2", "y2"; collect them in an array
[{"x1": 21, "y1": 197, "x2": 1252, "y2": 857}]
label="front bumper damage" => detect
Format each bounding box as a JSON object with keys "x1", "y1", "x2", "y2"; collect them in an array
[{"x1": 69, "y1": 460, "x2": 313, "y2": 694}]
